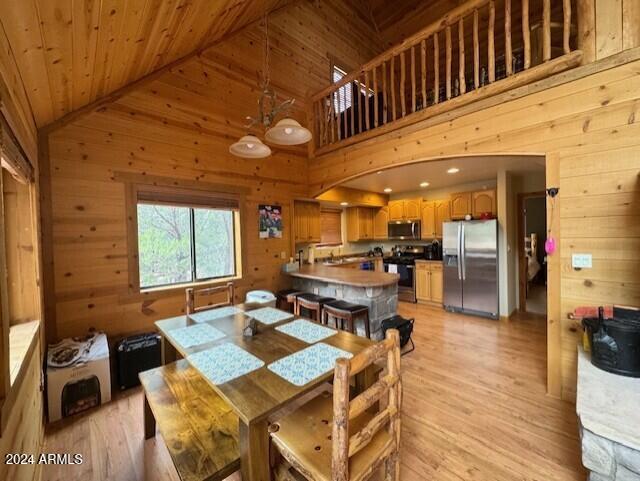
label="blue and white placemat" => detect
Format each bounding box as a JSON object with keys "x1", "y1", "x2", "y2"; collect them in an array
[
  {"x1": 187, "y1": 343, "x2": 264, "y2": 384},
  {"x1": 189, "y1": 306, "x2": 242, "y2": 323},
  {"x1": 247, "y1": 307, "x2": 294, "y2": 325},
  {"x1": 268, "y1": 343, "x2": 353, "y2": 386},
  {"x1": 168, "y1": 323, "x2": 226, "y2": 349},
  {"x1": 275, "y1": 319, "x2": 337, "y2": 344}
]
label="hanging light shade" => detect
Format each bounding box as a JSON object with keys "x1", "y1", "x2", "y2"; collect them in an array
[
  {"x1": 229, "y1": 135, "x2": 271, "y2": 158},
  {"x1": 265, "y1": 118, "x2": 312, "y2": 145}
]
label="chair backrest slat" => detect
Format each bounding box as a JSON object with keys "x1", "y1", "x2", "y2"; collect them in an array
[
  {"x1": 331, "y1": 329, "x2": 401, "y2": 480},
  {"x1": 349, "y1": 373, "x2": 397, "y2": 420},
  {"x1": 185, "y1": 282, "x2": 235, "y2": 314}
]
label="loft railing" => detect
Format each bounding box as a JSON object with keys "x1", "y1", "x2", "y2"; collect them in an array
[{"x1": 310, "y1": 0, "x2": 580, "y2": 154}]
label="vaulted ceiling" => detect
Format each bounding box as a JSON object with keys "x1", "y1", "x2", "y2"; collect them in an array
[
  {"x1": 0, "y1": 0, "x2": 291, "y2": 128},
  {"x1": 0, "y1": 0, "x2": 453, "y2": 132}
]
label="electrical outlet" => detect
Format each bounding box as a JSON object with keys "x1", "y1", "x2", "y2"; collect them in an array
[
  {"x1": 280, "y1": 251, "x2": 286, "y2": 259},
  {"x1": 572, "y1": 253, "x2": 592, "y2": 269}
]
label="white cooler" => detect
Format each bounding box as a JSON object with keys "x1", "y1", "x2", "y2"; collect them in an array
[{"x1": 245, "y1": 290, "x2": 277, "y2": 308}]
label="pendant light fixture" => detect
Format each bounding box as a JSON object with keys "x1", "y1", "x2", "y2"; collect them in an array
[
  {"x1": 265, "y1": 118, "x2": 312, "y2": 145},
  {"x1": 229, "y1": 135, "x2": 271, "y2": 158},
  {"x1": 229, "y1": 9, "x2": 311, "y2": 158}
]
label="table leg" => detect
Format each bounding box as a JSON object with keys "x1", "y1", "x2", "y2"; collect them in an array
[
  {"x1": 161, "y1": 335, "x2": 177, "y2": 365},
  {"x1": 239, "y1": 418, "x2": 271, "y2": 481},
  {"x1": 143, "y1": 393, "x2": 156, "y2": 440}
]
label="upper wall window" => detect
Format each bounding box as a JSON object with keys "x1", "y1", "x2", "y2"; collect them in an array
[
  {"x1": 332, "y1": 65, "x2": 352, "y2": 113},
  {"x1": 132, "y1": 186, "x2": 242, "y2": 291},
  {"x1": 332, "y1": 64, "x2": 373, "y2": 114}
]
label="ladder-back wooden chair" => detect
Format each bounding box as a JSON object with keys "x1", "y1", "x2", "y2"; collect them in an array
[
  {"x1": 185, "y1": 282, "x2": 235, "y2": 315},
  {"x1": 269, "y1": 329, "x2": 402, "y2": 481}
]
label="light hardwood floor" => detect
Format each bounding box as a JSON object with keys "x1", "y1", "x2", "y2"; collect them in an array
[{"x1": 42, "y1": 303, "x2": 585, "y2": 481}]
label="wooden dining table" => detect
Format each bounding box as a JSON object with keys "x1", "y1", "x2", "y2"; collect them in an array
[{"x1": 155, "y1": 304, "x2": 378, "y2": 481}]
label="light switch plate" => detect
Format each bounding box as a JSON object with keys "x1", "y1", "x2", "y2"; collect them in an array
[{"x1": 572, "y1": 253, "x2": 592, "y2": 269}]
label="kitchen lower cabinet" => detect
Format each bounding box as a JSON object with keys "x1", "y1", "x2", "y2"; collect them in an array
[{"x1": 415, "y1": 261, "x2": 443, "y2": 304}]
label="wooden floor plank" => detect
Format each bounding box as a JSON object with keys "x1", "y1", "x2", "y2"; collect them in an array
[{"x1": 42, "y1": 303, "x2": 585, "y2": 481}]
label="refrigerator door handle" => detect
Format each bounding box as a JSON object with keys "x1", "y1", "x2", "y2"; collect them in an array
[
  {"x1": 461, "y1": 223, "x2": 466, "y2": 281},
  {"x1": 457, "y1": 223, "x2": 462, "y2": 280}
]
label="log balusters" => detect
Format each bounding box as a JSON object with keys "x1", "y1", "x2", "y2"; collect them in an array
[{"x1": 310, "y1": 0, "x2": 576, "y2": 151}]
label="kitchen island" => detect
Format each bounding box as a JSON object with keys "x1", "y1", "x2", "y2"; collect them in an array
[{"x1": 289, "y1": 264, "x2": 399, "y2": 339}]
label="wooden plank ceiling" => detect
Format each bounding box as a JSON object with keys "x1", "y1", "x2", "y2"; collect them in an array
[{"x1": 0, "y1": 0, "x2": 291, "y2": 128}]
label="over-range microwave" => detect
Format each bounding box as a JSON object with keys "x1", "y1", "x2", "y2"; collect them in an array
[{"x1": 388, "y1": 220, "x2": 421, "y2": 240}]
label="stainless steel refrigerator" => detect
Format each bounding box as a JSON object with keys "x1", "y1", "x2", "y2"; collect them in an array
[{"x1": 442, "y1": 219, "x2": 499, "y2": 319}]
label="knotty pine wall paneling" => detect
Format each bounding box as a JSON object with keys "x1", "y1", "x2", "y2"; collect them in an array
[
  {"x1": 310, "y1": 54, "x2": 640, "y2": 401},
  {"x1": 44, "y1": 0, "x2": 382, "y2": 342}
]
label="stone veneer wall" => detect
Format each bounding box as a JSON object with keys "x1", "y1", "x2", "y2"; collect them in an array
[
  {"x1": 581, "y1": 426, "x2": 640, "y2": 481},
  {"x1": 292, "y1": 279, "x2": 398, "y2": 339}
]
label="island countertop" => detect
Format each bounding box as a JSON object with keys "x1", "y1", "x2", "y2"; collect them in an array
[{"x1": 289, "y1": 264, "x2": 399, "y2": 287}]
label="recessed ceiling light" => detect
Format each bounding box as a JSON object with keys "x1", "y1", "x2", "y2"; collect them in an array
[
  {"x1": 376, "y1": 171, "x2": 383, "y2": 175},
  {"x1": 383, "y1": 188, "x2": 392, "y2": 193},
  {"x1": 447, "y1": 167, "x2": 460, "y2": 174},
  {"x1": 420, "y1": 182, "x2": 430, "y2": 187},
  {"x1": 340, "y1": 201, "x2": 349, "y2": 206}
]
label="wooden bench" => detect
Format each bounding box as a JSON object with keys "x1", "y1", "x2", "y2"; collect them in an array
[{"x1": 139, "y1": 359, "x2": 240, "y2": 481}]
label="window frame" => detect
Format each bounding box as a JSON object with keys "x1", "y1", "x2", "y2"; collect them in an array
[
  {"x1": 0, "y1": 143, "x2": 42, "y2": 435},
  {"x1": 121, "y1": 175, "x2": 246, "y2": 296},
  {"x1": 136, "y1": 202, "x2": 239, "y2": 290}
]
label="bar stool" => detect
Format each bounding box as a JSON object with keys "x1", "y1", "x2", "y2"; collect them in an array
[
  {"x1": 322, "y1": 300, "x2": 371, "y2": 339},
  {"x1": 275, "y1": 288, "x2": 304, "y2": 313},
  {"x1": 295, "y1": 293, "x2": 335, "y2": 322}
]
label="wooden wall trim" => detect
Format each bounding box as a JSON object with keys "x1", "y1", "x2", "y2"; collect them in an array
[{"x1": 37, "y1": 132, "x2": 56, "y2": 343}]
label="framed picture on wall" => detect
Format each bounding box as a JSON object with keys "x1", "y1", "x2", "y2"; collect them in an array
[{"x1": 259, "y1": 204, "x2": 282, "y2": 238}]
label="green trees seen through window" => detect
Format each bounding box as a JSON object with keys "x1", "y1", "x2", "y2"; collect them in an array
[{"x1": 137, "y1": 203, "x2": 235, "y2": 288}]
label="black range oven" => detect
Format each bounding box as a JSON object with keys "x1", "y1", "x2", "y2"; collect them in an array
[{"x1": 384, "y1": 256, "x2": 417, "y2": 303}]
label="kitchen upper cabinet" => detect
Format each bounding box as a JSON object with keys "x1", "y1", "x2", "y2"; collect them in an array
[
  {"x1": 373, "y1": 206, "x2": 389, "y2": 239},
  {"x1": 416, "y1": 261, "x2": 443, "y2": 304},
  {"x1": 472, "y1": 189, "x2": 497, "y2": 217},
  {"x1": 434, "y1": 200, "x2": 451, "y2": 237},
  {"x1": 404, "y1": 198, "x2": 421, "y2": 219},
  {"x1": 388, "y1": 201, "x2": 405, "y2": 221},
  {"x1": 389, "y1": 198, "x2": 421, "y2": 221},
  {"x1": 346, "y1": 207, "x2": 374, "y2": 242},
  {"x1": 450, "y1": 192, "x2": 472, "y2": 219},
  {"x1": 294, "y1": 201, "x2": 321, "y2": 243},
  {"x1": 421, "y1": 201, "x2": 436, "y2": 239},
  {"x1": 422, "y1": 199, "x2": 450, "y2": 238}
]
